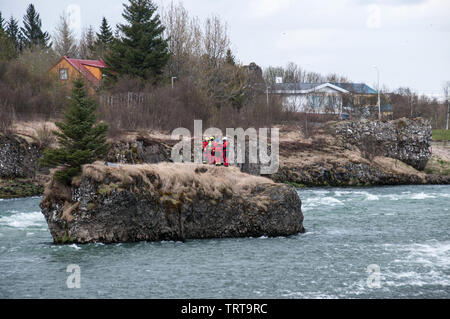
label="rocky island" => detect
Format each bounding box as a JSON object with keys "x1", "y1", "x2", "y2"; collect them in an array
[{"x1": 40, "y1": 162, "x2": 305, "y2": 244}]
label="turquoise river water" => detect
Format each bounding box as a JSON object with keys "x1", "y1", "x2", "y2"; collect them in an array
[{"x1": 0, "y1": 185, "x2": 449, "y2": 298}]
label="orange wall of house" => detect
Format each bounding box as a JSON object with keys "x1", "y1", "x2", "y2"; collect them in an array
[
  {"x1": 49, "y1": 59, "x2": 97, "y2": 95},
  {"x1": 49, "y1": 59, "x2": 81, "y2": 82},
  {"x1": 84, "y1": 65, "x2": 102, "y2": 80}
]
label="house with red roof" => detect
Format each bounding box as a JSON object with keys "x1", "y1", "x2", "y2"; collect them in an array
[{"x1": 49, "y1": 56, "x2": 106, "y2": 91}]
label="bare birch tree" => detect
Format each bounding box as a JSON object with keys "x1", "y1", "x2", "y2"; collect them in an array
[
  {"x1": 203, "y1": 15, "x2": 230, "y2": 67},
  {"x1": 53, "y1": 13, "x2": 78, "y2": 57},
  {"x1": 162, "y1": 1, "x2": 202, "y2": 77}
]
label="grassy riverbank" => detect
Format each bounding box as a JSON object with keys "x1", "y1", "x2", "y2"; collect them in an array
[
  {"x1": 432, "y1": 130, "x2": 450, "y2": 141},
  {"x1": 0, "y1": 179, "x2": 44, "y2": 199}
]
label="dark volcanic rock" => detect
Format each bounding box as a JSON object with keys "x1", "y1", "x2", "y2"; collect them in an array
[
  {"x1": 272, "y1": 161, "x2": 426, "y2": 187},
  {"x1": 40, "y1": 163, "x2": 304, "y2": 244},
  {"x1": 333, "y1": 118, "x2": 432, "y2": 170},
  {"x1": 0, "y1": 135, "x2": 41, "y2": 178},
  {"x1": 106, "y1": 137, "x2": 173, "y2": 164}
]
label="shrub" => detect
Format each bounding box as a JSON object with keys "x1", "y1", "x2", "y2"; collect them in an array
[
  {"x1": 0, "y1": 100, "x2": 14, "y2": 135},
  {"x1": 35, "y1": 124, "x2": 56, "y2": 149}
]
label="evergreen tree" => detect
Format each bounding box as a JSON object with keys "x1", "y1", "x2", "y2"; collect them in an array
[
  {"x1": 96, "y1": 17, "x2": 113, "y2": 46},
  {"x1": 53, "y1": 13, "x2": 78, "y2": 57},
  {"x1": 92, "y1": 17, "x2": 113, "y2": 58},
  {"x1": 0, "y1": 12, "x2": 15, "y2": 61},
  {"x1": 21, "y1": 4, "x2": 51, "y2": 48},
  {"x1": 0, "y1": 27, "x2": 15, "y2": 61},
  {"x1": 114, "y1": 27, "x2": 121, "y2": 39},
  {"x1": 40, "y1": 79, "x2": 109, "y2": 185},
  {"x1": 0, "y1": 11, "x2": 4, "y2": 31},
  {"x1": 6, "y1": 16, "x2": 22, "y2": 53},
  {"x1": 225, "y1": 49, "x2": 236, "y2": 66},
  {"x1": 104, "y1": 0, "x2": 170, "y2": 82}
]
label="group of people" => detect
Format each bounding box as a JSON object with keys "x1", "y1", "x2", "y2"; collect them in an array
[{"x1": 202, "y1": 136, "x2": 229, "y2": 167}]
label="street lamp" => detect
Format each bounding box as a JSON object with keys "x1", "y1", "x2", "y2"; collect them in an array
[{"x1": 373, "y1": 66, "x2": 381, "y2": 120}]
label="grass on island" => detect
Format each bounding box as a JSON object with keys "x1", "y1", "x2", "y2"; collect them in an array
[
  {"x1": 77, "y1": 162, "x2": 275, "y2": 198},
  {"x1": 432, "y1": 129, "x2": 450, "y2": 141}
]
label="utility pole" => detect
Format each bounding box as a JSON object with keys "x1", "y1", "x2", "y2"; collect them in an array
[
  {"x1": 444, "y1": 83, "x2": 450, "y2": 130},
  {"x1": 373, "y1": 66, "x2": 381, "y2": 120},
  {"x1": 410, "y1": 94, "x2": 413, "y2": 118},
  {"x1": 171, "y1": 77, "x2": 177, "y2": 89}
]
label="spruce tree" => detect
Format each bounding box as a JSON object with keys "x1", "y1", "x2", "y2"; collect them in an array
[
  {"x1": 104, "y1": 0, "x2": 170, "y2": 82},
  {"x1": 6, "y1": 16, "x2": 22, "y2": 53},
  {"x1": 0, "y1": 28, "x2": 15, "y2": 61},
  {"x1": 0, "y1": 11, "x2": 4, "y2": 31},
  {"x1": 21, "y1": 4, "x2": 51, "y2": 48},
  {"x1": 93, "y1": 17, "x2": 113, "y2": 58},
  {"x1": 225, "y1": 49, "x2": 236, "y2": 66},
  {"x1": 40, "y1": 79, "x2": 109, "y2": 185},
  {"x1": 96, "y1": 17, "x2": 113, "y2": 46},
  {"x1": 0, "y1": 13, "x2": 15, "y2": 61}
]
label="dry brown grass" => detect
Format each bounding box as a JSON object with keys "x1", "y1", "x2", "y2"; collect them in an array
[
  {"x1": 432, "y1": 142, "x2": 450, "y2": 161},
  {"x1": 12, "y1": 121, "x2": 59, "y2": 145},
  {"x1": 62, "y1": 201, "x2": 79, "y2": 222},
  {"x1": 106, "y1": 129, "x2": 179, "y2": 144},
  {"x1": 81, "y1": 162, "x2": 274, "y2": 198},
  {"x1": 41, "y1": 171, "x2": 72, "y2": 208},
  {"x1": 13, "y1": 120, "x2": 58, "y2": 136},
  {"x1": 373, "y1": 156, "x2": 425, "y2": 177}
]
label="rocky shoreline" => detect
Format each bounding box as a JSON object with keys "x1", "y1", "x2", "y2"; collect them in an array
[
  {"x1": 272, "y1": 118, "x2": 450, "y2": 186},
  {"x1": 272, "y1": 160, "x2": 450, "y2": 187},
  {"x1": 1, "y1": 118, "x2": 450, "y2": 200}
]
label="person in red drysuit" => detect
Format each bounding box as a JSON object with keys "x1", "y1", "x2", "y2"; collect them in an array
[
  {"x1": 212, "y1": 137, "x2": 222, "y2": 166},
  {"x1": 202, "y1": 137, "x2": 209, "y2": 164},
  {"x1": 222, "y1": 137, "x2": 229, "y2": 167},
  {"x1": 208, "y1": 136, "x2": 216, "y2": 165}
]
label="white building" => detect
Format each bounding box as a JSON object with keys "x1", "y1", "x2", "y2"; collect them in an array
[{"x1": 272, "y1": 82, "x2": 378, "y2": 114}]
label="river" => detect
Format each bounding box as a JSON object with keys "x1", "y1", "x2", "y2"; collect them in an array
[{"x1": 0, "y1": 185, "x2": 449, "y2": 298}]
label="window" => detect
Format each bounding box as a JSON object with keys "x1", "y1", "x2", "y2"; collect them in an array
[
  {"x1": 308, "y1": 95, "x2": 323, "y2": 109},
  {"x1": 59, "y1": 68, "x2": 68, "y2": 80}
]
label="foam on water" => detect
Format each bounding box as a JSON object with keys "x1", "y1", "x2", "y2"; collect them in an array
[
  {"x1": 365, "y1": 193, "x2": 379, "y2": 201},
  {"x1": 384, "y1": 269, "x2": 450, "y2": 287},
  {"x1": 335, "y1": 190, "x2": 379, "y2": 201},
  {"x1": 69, "y1": 244, "x2": 82, "y2": 250},
  {"x1": 404, "y1": 242, "x2": 450, "y2": 267},
  {"x1": 384, "y1": 241, "x2": 450, "y2": 287},
  {"x1": 0, "y1": 211, "x2": 45, "y2": 229},
  {"x1": 302, "y1": 196, "x2": 344, "y2": 211},
  {"x1": 411, "y1": 192, "x2": 436, "y2": 200}
]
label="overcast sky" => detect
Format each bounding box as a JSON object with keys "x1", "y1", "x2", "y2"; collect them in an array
[{"x1": 1, "y1": 0, "x2": 449, "y2": 97}]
